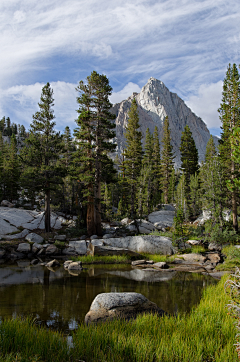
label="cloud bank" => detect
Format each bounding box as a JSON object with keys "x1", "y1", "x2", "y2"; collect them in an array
[{"x1": 0, "y1": 0, "x2": 239, "y2": 133}]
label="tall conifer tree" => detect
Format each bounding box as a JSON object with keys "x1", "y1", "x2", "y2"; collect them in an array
[
  {"x1": 160, "y1": 116, "x2": 175, "y2": 203},
  {"x1": 123, "y1": 98, "x2": 143, "y2": 217},
  {"x1": 218, "y1": 63, "x2": 240, "y2": 231},
  {"x1": 74, "y1": 71, "x2": 116, "y2": 235},
  {"x1": 152, "y1": 126, "x2": 162, "y2": 205},
  {"x1": 21, "y1": 83, "x2": 64, "y2": 231},
  {"x1": 205, "y1": 135, "x2": 216, "y2": 163}
]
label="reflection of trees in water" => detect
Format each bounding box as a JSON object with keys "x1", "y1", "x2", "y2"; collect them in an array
[{"x1": 0, "y1": 268, "x2": 218, "y2": 333}]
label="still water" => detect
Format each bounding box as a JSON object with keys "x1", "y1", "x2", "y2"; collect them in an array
[{"x1": 0, "y1": 262, "x2": 218, "y2": 333}]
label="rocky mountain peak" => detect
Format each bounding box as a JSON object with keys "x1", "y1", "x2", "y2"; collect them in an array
[{"x1": 111, "y1": 78, "x2": 218, "y2": 167}]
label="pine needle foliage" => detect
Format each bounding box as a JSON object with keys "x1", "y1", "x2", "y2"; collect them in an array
[
  {"x1": 123, "y1": 98, "x2": 143, "y2": 217},
  {"x1": 20, "y1": 83, "x2": 65, "y2": 231},
  {"x1": 160, "y1": 116, "x2": 175, "y2": 203},
  {"x1": 218, "y1": 63, "x2": 240, "y2": 231},
  {"x1": 74, "y1": 71, "x2": 116, "y2": 235}
]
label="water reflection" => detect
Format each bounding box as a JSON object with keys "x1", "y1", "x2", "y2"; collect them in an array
[{"x1": 0, "y1": 263, "x2": 218, "y2": 333}]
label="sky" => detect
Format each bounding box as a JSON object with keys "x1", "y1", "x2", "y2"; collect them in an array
[{"x1": 1, "y1": 0, "x2": 240, "y2": 137}]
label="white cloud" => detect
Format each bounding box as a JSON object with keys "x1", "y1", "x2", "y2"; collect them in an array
[
  {"x1": 0, "y1": 81, "x2": 78, "y2": 131},
  {"x1": 13, "y1": 10, "x2": 26, "y2": 23},
  {"x1": 186, "y1": 81, "x2": 223, "y2": 129},
  {"x1": 110, "y1": 82, "x2": 141, "y2": 104},
  {"x1": 0, "y1": 0, "x2": 239, "y2": 131},
  {"x1": 0, "y1": 0, "x2": 239, "y2": 89}
]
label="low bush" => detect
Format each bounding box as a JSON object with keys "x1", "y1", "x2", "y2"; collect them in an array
[{"x1": 216, "y1": 245, "x2": 240, "y2": 271}]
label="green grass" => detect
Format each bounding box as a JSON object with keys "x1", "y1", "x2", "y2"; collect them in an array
[
  {"x1": 190, "y1": 245, "x2": 206, "y2": 254},
  {"x1": 73, "y1": 274, "x2": 237, "y2": 362},
  {"x1": 73, "y1": 254, "x2": 132, "y2": 264},
  {"x1": 142, "y1": 253, "x2": 177, "y2": 263},
  {"x1": 0, "y1": 276, "x2": 238, "y2": 361},
  {"x1": 216, "y1": 245, "x2": 240, "y2": 271},
  {"x1": 149, "y1": 229, "x2": 173, "y2": 238},
  {"x1": 0, "y1": 317, "x2": 69, "y2": 362}
]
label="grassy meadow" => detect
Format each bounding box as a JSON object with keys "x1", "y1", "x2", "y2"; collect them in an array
[{"x1": 0, "y1": 274, "x2": 238, "y2": 362}]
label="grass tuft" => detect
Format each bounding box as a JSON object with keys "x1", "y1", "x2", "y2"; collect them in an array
[{"x1": 73, "y1": 254, "x2": 132, "y2": 264}]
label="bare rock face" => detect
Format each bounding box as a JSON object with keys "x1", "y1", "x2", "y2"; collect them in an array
[
  {"x1": 103, "y1": 235, "x2": 175, "y2": 255},
  {"x1": 85, "y1": 292, "x2": 165, "y2": 324},
  {"x1": 111, "y1": 77, "x2": 218, "y2": 167}
]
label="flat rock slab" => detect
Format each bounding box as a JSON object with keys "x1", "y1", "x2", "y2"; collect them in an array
[
  {"x1": 85, "y1": 292, "x2": 165, "y2": 324},
  {"x1": 148, "y1": 209, "x2": 175, "y2": 228},
  {"x1": 88, "y1": 244, "x2": 142, "y2": 257},
  {"x1": 176, "y1": 253, "x2": 206, "y2": 263},
  {"x1": 25, "y1": 233, "x2": 44, "y2": 244},
  {"x1": 102, "y1": 235, "x2": 175, "y2": 255},
  {"x1": 0, "y1": 218, "x2": 19, "y2": 235},
  {"x1": 69, "y1": 240, "x2": 87, "y2": 255},
  {"x1": 17, "y1": 243, "x2": 31, "y2": 253},
  {"x1": 127, "y1": 220, "x2": 156, "y2": 234},
  {"x1": 0, "y1": 207, "x2": 66, "y2": 235}
]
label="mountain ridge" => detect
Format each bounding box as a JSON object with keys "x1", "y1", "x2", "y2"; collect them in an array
[{"x1": 111, "y1": 77, "x2": 218, "y2": 167}]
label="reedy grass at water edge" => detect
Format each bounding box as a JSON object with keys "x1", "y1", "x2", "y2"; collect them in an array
[
  {"x1": 73, "y1": 254, "x2": 131, "y2": 264},
  {"x1": 73, "y1": 275, "x2": 237, "y2": 361},
  {"x1": 0, "y1": 275, "x2": 238, "y2": 362}
]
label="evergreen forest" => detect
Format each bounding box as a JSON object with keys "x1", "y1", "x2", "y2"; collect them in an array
[{"x1": 0, "y1": 64, "x2": 240, "y2": 241}]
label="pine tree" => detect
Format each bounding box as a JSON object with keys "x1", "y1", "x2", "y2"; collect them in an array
[
  {"x1": 168, "y1": 168, "x2": 176, "y2": 203},
  {"x1": 230, "y1": 126, "x2": 240, "y2": 191},
  {"x1": 20, "y1": 83, "x2": 65, "y2": 231},
  {"x1": 205, "y1": 135, "x2": 216, "y2": 163},
  {"x1": 179, "y1": 125, "x2": 199, "y2": 218},
  {"x1": 189, "y1": 173, "x2": 201, "y2": 218},
  {"x1": 218, "y1": 63, "x2": 240, "y2": 231},
  {"x1": 152, "y1": 126, "x2": 162, "y2": 206},
  {"x1": 3, "y1": 134, "x2": 20, "y2": 202},
  {"x1": 175, "y1": 173, "x2": 189, "y2": 220},
  {"x1": 141, "y1": 128, "x2": 154, "y2": 214},
  {"x1": 123, "y1": 98, "x2": 143, "y2": 218},
  {"x1": 74, "y1": 71, "x2": 116, "y2": 235},
  {"x1": 60, "y1": 126, "x2": 76, "y2": 213},
  {"x1": 180, "y1": 125, "x2": 199, "y2": 188},
  {"x1": 102, "y1": 183, "x2": 112, "y2": 220},
  {"x1": 0, "y1": 132, "x2": 5, "y2": 200},
  {"x1": 160, "y1": 116, "x2": 175, "y2": 203},
  {"x1": 200, "y1": 156, "x2": 226, "y2": 227},
  {"x1": 0, "y1": 117, "x2": 5, "y2": 132},
  {"x1": 143, "y1": 128, "x2": 153, "y2": 166}
]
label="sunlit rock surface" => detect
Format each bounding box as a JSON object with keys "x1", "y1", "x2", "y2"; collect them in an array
[
  {"x1": 111, "y1": 77, "x2": 218, "y2": 167},
  {"x1": 0, "y1": 207, "x2": 67, "y2": 236}
]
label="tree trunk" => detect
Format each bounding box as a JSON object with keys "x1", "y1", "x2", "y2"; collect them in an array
[
  {"x1": 87, "y1": 184, "x2": 96, "y2": 236},
  {"x1": 45, "y1": 188, "x2": 51, "y2": 232},
  {"x1": 231, "y1": 161, "x2": 238, "y2": 232},
  {"x1": 130, "y1": 183, "x2": 135, "y2": 218}
]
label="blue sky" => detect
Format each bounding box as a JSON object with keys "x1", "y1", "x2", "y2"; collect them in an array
[{"x1": 1, "y1": 0, "x2": 240, "y2": 137}]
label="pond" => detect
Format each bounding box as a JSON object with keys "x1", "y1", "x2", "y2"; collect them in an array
[{"x1": 0, "y1": 261, "x2": 218, "y2": 334}]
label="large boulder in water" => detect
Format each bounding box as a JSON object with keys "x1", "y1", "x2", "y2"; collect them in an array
[{"x1": 85, "y1": 292, "x2": 165, "y2": 324}]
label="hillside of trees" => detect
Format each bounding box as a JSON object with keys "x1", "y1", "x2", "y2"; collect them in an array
[{"x1": 0, "y1": 65, "x2": 240, "y2": 239}]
